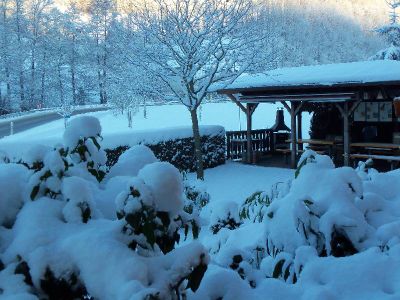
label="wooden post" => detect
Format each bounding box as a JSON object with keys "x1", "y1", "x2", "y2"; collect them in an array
[
  {"x1": 336, "y1": 101, "x2": 351, "y2": 167},
  {"x1": 290, "y1": 102, "x2": 297, "y2": 169},
  {"x1": 297, "y1": 112, "x2": 303, "y2": 151},
  {"x1": 343, "y1": 101, "x2": 350, "y2": 166},
  {"x1": 246, "y1": 103, "x2": 253, "y2": 163}
]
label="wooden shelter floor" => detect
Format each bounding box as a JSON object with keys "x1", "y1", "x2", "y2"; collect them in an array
[{"x1": 233, "y1": 153, "x2": 293, "y2": 169}]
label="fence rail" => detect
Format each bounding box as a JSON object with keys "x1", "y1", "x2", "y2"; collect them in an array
[{"x1": 226, "y1": 129, "x2": 273, "y2": 159}]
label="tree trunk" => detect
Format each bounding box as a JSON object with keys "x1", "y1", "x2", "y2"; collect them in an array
[
  {"x1": 57, "y1": 59, "x2": 64, "y2": 106},
  {"x1": 15, "y1": 0, "x2": 25, "y2": 109},
  {"x1": 190, "y1": 108, "x2": 204, "y2": 180},
  {"x1": 71, "y1": 35, "x2": 77, "y2": 105},
  {"x1": 41, "y1": 49, "x2": 47, "y2": 105},
  {"x1": 30, "y1": 45, "x2": 36, "y2": 108},
  {"x1": 127, "y1": 109, "x2": 132, "y2": 128}
]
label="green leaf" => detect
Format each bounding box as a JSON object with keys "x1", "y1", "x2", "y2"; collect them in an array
[
  {"x1": 192, "y1": 220, "x2": 200, "y2": 239},
  {"x1": 90, "y1": 136, "x2": 101, "y2": 151},
  {"x1": 295, "y1": 155, "x2": 315, "y2": 178},
  {"x1": 39, "y1": 170, "x2": 52, "y2": 181},
  {"x1": 186, "y1": 261, "x2": 208, "y2": 292},
  {"x1": 303, "y1": 199, "x2": 313, "y2": 206},
  {"x1": 272, "y1": 259, "x2": 285, "y2": 279},
  {"x1": 283, "y1": 264, "x2": 291, "y2": 281},
  {"x1": 30, "y1": 185, "x2": 40, "y2": 201},
  {"x1": 143, "y1": 221, "x2": 156, "y2": 247},
  {"x1": 184, "y1": 224, "x2": 189, "y2": 239}
]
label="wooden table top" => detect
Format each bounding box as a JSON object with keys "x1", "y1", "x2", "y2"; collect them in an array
[
  {"x1": 350, "y1": 142, "x2": 400, "y2": 150},
  {"x1": 285, "y1": 139, "x2": 338, "y2": 145}
]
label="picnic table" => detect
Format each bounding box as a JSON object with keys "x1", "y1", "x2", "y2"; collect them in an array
[
  {"x1": 350, "y1": 142, "x2": 400, "y2": 151},
  {"x1": 350, "y1": 142, "x2": 400, "y2": 169},
  {"x1": 285, "y1": 139, "x2": 341, "y2": 157}
]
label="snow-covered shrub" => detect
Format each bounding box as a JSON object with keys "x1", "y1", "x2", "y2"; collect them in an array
[
  {"x1": 20, "y1": 144, "x2": 53, "y2": 171},
  {"x1": 210, "y1": 202, "x2": 242, "y2": 234},
  {"x1": 104, "y1": 145, "x2": 129, "y2": 168},
  {"x1": 138, "y1": 162, "x2": 184, "y2": 215},
  {"x1": 116, "y1": 162, "x2": 201, "y2": 254},
  {"x1": 0, "y1": 150, "x2": 10, "y2": 164},
  {"x1": 1, "y1": 195, "x2": 208, "y2": 299},
  {"x1": 106, "y1": 145, "x2": 157, "y2": 180},
  {"x1": 263, "y1": 151, "x2": 368, "y2": 282},
  {"x1": 27, "y1": 146, "x2": 69, "y2": 201},
  {"x1": 1, "y1": 133, "x2": 209, "y2": 299},
  {"x1": 63, "y1": 116, "x2": 107, "y2": 182},
  {"x1": 0, "y1": 164, "x2": 30, "y2": 227},
  {"x1": 105, "y1": 126, "x2": 226, "y2": 173},
  {"x1": 239, "y1": 191, "x2": 271, "y2": 223},
  {"x1": 183, "y1": 177, "x2": 210, "y2": 215},
  {"x1": 62, "y1": 176, "x2": 99, "y2": 223}
]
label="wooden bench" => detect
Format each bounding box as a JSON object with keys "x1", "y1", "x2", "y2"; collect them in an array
[
  {"x1": 276, "y1": 149, "x2": 327, "y2": 164},
  {"x1": 350, "y1": 154, "x2": 400, "y2": 170},
  {"x1": 275, "y1": 148, "x2": 291, "y2": 164}
]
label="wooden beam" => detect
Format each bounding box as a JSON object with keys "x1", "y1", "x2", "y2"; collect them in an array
[
  {"x1": 295, "y1": 101, "x2": 304, "y2": 115},
  {"x1": 335, "y1": 103, "x2": 344, "y2": 116},
  {"x1": 290, "y1": 102, "x2": 297, "y2": 169},
  {"x1": 297, "y1": 112, "x2": 303, "y2": 151},
  {"x1": 343, "y1": 102, "x2": 350, "y2": 166},
  {"x1": 246, "y1": 103, "x2": 254, "y2": 164},
  {"x1": 281, "y1": 101, "x2": 290, "y2": 112},
  {"x1": 336, "y1": 102, "x2": 350, "y2": 166},
  {"x1": 249, "y1": 103, "x2": 259, "y2": 116},
  {"x1": 227, "y1": 94, "x2": 246, "y2": 113}
]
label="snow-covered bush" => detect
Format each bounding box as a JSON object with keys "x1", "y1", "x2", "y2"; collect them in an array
[
  {"x1": 116, "y1": 162, "x2": 202, "y2": 255},
  {"x1": 20, "y1": 144, "x2": 53, "y2": 171},
  {"x1": 239, "y1": 191, "x2": 271, "y2": 223},
  {"x1": 209, "y1": 202, "x2": 242, "y2": 234},
  {"x1": 262, "y1": 151, "x2": 372, "y2": 282},
  {"x1": 0, "y1": 164, "x2": 30, "y2": 227},
  {"x1": 105, "y1": 126, "x2": 226, "y2": 173},
  {"x1": 0, "y1": 150, "x2": 10, "y2": 164},
  {"x1": 63, "y1": 116, "x2": 107, "y2": 182},
  {"x1": 62, "y1": 176, "x2": 99, "y2": 223},
  {"x1": 27, "y1": 146, "x2": 69, "y2": 201},
  {"x1": 106, "y1": 145, "x2": 157, "y2": 180},
  {"x1": 183, "y1": 177, "x2": 210, "y2": 215},
  {"x1": 0, "y1": 116, "x2": 209, "y2": 299}
]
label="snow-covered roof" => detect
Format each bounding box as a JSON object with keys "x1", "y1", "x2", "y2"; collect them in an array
[{"x1": 220, "y1": 60, "x2": 400, "y2": 92}]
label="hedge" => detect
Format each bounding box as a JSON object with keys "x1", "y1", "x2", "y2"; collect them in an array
[{"x1": 105, "y1": 126, "x2": 226, "y2": 172}]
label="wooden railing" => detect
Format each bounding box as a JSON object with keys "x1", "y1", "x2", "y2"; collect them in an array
[{"x1": 226, "y1": 129, "x2": 273, "y2": 159}]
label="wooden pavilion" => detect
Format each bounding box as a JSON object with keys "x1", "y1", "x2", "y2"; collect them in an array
[{"x1": 218, "y1": 60, "x2": 400, "y2": 169}]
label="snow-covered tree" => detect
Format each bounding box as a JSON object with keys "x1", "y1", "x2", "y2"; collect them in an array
[
  {"x1": 372, "y1": 0, "x2": 400, "y2": 60},
  {"x1": 130, "y1": 0, "x2": 257, "y2": 179}
]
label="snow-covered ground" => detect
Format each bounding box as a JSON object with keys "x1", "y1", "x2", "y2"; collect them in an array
[
  {"x1": 188, "y1": 162, "x2": 293, "y2": 205},
  {"x1": 0, "y1": 102, "x2": 311, "y2": 158}
]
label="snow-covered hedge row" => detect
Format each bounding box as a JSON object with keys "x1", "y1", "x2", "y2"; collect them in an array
[
  {"x1": 0, "y1": 116, "x2": 209, "y2": 299},
  {"x1": 105, "y1": 126, "x2": 226, "y2": 172}
]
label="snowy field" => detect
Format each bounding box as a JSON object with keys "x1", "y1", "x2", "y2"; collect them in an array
[{"x1": 0, "y1": 102, "x2": 311, "y2": 158}]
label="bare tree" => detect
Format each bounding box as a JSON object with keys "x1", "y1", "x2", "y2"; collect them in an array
[{"x1": 130, "y1": 0, "x2": 257, "y2": 179}]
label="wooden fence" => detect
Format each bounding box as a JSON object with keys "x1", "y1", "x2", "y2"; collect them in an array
[{"x1": 226, "y1": 129, "x2": 273, "y2": 159}]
